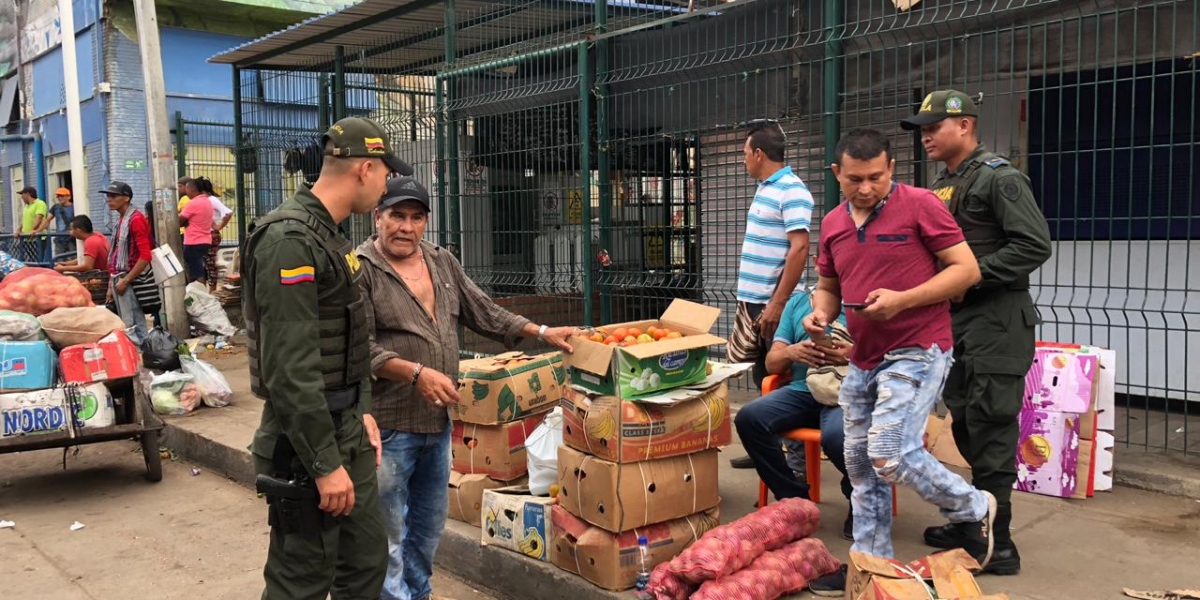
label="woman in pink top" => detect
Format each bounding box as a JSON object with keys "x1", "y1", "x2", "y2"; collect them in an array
[{"x1": 179, "y1": 177, "x2": 215, "y2": 284}]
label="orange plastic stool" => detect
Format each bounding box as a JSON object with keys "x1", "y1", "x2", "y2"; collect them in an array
[{"x1": 754, "y1": 374, "x2": 898, "y2": 516}]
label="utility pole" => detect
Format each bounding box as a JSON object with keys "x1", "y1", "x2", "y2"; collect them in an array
[
  {"x1": 57, "y1": 0, "x2": 87, "y2": 256},
  {"x1": 132, "y1": 0, "x2": 188, "y2": 339}
]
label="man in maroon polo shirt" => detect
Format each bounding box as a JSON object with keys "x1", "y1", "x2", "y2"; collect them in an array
[{"x1": 805, "y1": 129, "x2": 997, "y2": 595}]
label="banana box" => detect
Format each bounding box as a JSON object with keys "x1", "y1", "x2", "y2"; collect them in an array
[
  {"x1": 452, "y1": 413, "x2": 547, "y2": 481},
  {"x1": 448, "y1": 471, "x2": 527, "y2": 527},
  {"x1": 550, "y1": 504, "x2": 720, "y2": 591},
  {"x1": 481, "y1": 486, "x2": 557, "y2": 562},
  {"x1": 453, "y1": 351, "x2": 565, "y2": 425},
  {"x1": 564, "y1": 299, "x2": 725, "y2": 398},
  {"x1": 561, "y1": 381, "x2": 731, "y2": 463},
  {"x1": 557, "y1": 445, "x2": 720, "y2": 533}
]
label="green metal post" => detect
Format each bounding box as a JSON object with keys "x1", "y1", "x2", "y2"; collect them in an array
[
  {"x1": 822, "y1": 0, "x2": 844, "y2": 211},
  {"x1": 174, "y1": 111, "x2": 186, "y2": 179},
  {"x1": 318, "y1": 74, "x2": 330, "y2": 129},
  {"x1": 445, "y1": 0, "x2": 461, "y2": 257},
  {"x1": 231, "y1": 66, "x2": 247, "y2": 245},
  {"x1": 595, "y1": 0, "x2": 612, "y2": 323},
  {"x1": 578, "y1": 42, "x2": 594, "y2": 326},
  {"x1": 435, "y1": 79, "x2": 447, "y2": 249},
  {"x1": 333, "y1": 46, "x2": 347, "y2": 120}
]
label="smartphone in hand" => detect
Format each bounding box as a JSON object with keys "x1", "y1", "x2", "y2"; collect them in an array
[{"x1": 843, "y1": 301, "x2": 869, "y2": 310}]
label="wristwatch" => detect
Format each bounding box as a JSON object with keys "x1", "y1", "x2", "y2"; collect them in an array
[{"x1": 537, "y1": 324, "x2": 548, "y2": 342}]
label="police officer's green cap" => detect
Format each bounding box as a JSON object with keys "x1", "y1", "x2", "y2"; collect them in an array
[
  {"x1": 900, "y1": 90, "x2": 979, "y2": 130},
  {"x1": 321, "y1": 117, "x2": 414, "y2": 176}
]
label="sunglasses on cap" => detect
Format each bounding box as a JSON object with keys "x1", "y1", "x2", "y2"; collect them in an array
[{"x1": 745, "y1": 118, "x2": 787, "y2": 142}]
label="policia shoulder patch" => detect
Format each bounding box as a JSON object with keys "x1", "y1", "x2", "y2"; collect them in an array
[
  {"x1": 999, "y1": 174, "x2": 1023, "y2": 202},
  {"x1": 983, "y1": 156, "x2": 1010, "y2": 168}
]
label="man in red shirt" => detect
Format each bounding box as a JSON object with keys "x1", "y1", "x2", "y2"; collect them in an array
[
  {"x1": 805, "y1": 129, "x2": 996, "y2": 595},
  {"x1": 54, "y1": 215, "x2": 110, "y2": 273},
  {"x1": 101, "y1": 181, "x2": 155, "y2": 344}
]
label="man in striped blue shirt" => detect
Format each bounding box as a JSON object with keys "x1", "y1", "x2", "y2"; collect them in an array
[{"x1": 735, "y1": 120, "x2": 815, "y2": 390}]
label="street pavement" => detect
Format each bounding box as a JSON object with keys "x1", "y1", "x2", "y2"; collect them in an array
[{"x1": 0, "y1": 443, "x2": 501, "y2": 600}]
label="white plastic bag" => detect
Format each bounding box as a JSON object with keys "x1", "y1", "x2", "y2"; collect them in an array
[
  {"x1": 184, "y1": 282, "x2": 237, "y2": 336},
  {"x1": 179, "y1": 354, "x2": 233, "y2": 408},
  {"x1": 524, "y1": 407, "x2": 563, "y2": 496}
]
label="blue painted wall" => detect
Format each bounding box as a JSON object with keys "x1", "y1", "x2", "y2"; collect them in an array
[
  {"x1": 160, "y1": 28, "x2": 248, "y2": 98},
  {"x1": 31, "y1": 28, "x2": 96, "y2": 118}
]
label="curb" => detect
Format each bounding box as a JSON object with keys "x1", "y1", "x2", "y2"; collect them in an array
[
  {"x1": 435, "y1": 520, "x2": 624, "y2": 600},
  {"x1": 1111, "y1": 450, "x2": 1200, "y2": 501},
  {"x1": 162, "y1": 421, "x2": 256, "y2": 488}
]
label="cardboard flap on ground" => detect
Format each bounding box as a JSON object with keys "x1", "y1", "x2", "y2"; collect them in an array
[
  {"x1": 926, "y1": 414, "x2": 970, "y2": 469},
  {"x1": 556, "y1": 445, "x2": 720, "y2": 532},
  {"x1": 550, "y1": 504, "x2": 720, "y2": 591},
  {"x1": 448, "y1": 471, "x2": 524, "y2": 527},
  {"x1": 849, "y1": 550, "x2": 1008, "y2": 600}
]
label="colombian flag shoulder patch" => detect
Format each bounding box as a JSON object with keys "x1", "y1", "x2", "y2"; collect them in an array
[{"x1": 280, "y1": 265, "x2": 316, "y2": 285}]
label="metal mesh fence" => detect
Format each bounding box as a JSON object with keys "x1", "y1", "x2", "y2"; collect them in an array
[{"x1": 226, "y1": 0, "x2": 1200, "y2": 453}]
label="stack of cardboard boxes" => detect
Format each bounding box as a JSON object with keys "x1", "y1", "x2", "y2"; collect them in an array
[
  {"x1": 447, "y1": 351, "x2": 564, "y2": 527},
  {"x1": 551, "y1": 299, "x2": 737, "y2": 590}
]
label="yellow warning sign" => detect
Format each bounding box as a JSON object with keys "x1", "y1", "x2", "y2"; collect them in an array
[{"x1": 568, "y1": 190, "x2": 583, "y2": 224}]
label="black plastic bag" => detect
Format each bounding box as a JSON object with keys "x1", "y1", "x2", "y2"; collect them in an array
[{"x1": 142, "y1": 326, "x2": 183, "y2": 371}]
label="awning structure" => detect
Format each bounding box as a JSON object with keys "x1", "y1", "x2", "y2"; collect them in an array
[{"x1": 209, "y1": 0, "x2": 697, "y2": 73}]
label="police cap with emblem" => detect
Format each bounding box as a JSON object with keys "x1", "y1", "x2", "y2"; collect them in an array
[
  {"x1": 901, "y1": 90, "x2": 980, "y2": 130},
  {"x1": 322, "y1": 117, "x2": 414, "y2": 176},
  {"x1": 379, "y1": 176, "x2": 431, "y2": 213}
]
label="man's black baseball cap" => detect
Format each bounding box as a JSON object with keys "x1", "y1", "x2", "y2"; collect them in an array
[
  {"x1": 379, "y1": 176, "x2": 431, "y2": 213},
  {"x1": 98, "y1": 181, "x2": 134, "y2": 198}
]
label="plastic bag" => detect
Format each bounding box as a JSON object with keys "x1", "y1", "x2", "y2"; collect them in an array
[
  {"x1": 142, "y1": 326, "x2": 184, "y2": 371},
  {"x1": 184, "y1": 281, "x2": 238, "y2": 336},
  {"x1": 0, "y1": 310, "x2": 44, "y2": 340},
  {"x1": 38, "y1": 306, "x2": 126, "y2": 348},
  {"x1": 179, "y1": 354, "x2": 233, "y2": 408},
  {"x1": 524, "y1": 407, "x2": 562, "y2": 496},
  {"x1": 149, "y1": 370, "x2": 201, "y2": 415},
  {"x1": 0, "y1": 251, "x2": 25, "y2": 275}
]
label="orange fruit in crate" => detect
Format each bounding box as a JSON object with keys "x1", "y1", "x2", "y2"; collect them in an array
[
  {"x1": 604, "y1": 335, "x2": 618, "y2": 345},
  {"x1": 628, "y1": 327, "x2": 643, "y2": 338},
  {"x1": 589, "y1": 332, "x2": 605, "y2": 343},
  {"x1": 637, "y1": 334, "x2": 654, "y2": 344},
  {"x1": 647, "y1": 326, "x2": 660, "y2": 337},
  {"x1": 653, "y1": 329, "x2": 669, "y2": 340},
  {"x1": 612, "y1": 327, "x2": 629, "y2": 340},
  {"x1": 666, "y1": 331, "x2": 683, "y2": 339},
  {"x1": 623, "y1": 335, "x2": 638, "y2": 345}
]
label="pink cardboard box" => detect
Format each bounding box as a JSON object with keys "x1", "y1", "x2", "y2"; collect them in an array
[{"x1": 1015, "y1": 349, "x2": 1097, "y2": 498}]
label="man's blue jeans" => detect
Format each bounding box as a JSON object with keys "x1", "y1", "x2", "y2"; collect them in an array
[
  {"x1": 735, "y1": 386, "x2": 851, "y2": 501},
  {"x1": 377, "y1": 427, "x2": 451, "y2": 600},
  {"x1": 841, "y1": 344, "x2": 987, "y2": 558},
  {"x1": 109, "y1": 277, "x2": 147, "y2": 345}
]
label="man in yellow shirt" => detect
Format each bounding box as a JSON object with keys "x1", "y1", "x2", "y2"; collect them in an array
[{"x1": 17, "y1": 187, "x2": 48, "y2": 236}]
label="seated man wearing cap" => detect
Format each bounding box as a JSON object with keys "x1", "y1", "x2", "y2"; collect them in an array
[{"x1": 356, "y1": 176, "x2": 579, "y2": 600}]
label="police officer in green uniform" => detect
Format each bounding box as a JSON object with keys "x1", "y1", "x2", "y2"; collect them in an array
[
  {"x1": 901, "y1": 90, "x2": 1052, "y2": 576},
  {"x1": 243, "y1": 116, "x2": 413, "y2": 600}
]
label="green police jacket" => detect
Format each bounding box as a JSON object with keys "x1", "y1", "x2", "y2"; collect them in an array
[
  {"x1": 242, "y1": 187, "x2": 373, "y2": 478},
  {"x1": 930, "y1": 145, "x2": 1052, "y2": 292}
]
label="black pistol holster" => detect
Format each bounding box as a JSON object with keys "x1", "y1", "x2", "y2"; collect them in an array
[{"x1": 256, "y1": 435, "x2": 337, "y2": 535}]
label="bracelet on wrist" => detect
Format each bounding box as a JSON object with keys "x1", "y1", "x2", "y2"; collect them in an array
[
  {"x1": 411, "y1": 363, "x2": 423, "y2": 385},
  {"x1": 537, "y1": 324, "x2": 548, "y2": 342}
]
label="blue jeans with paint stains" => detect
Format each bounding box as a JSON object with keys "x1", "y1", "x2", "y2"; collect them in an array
[
  {"x1": 841, "y1": 344, "x2": 987, "y2": 558},
  {"x1": 377, "y1": 427, "x2": 451, "y2": 600}
]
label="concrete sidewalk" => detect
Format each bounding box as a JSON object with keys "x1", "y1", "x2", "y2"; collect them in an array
[{"x1": 166, "y1": 351, "x2": 1200, "y2": 600}]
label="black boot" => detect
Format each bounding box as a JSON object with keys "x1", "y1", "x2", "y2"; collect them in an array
[
  {"x1": 923, "y1": 522, "x2": 965, "y2": 549},
  {"x1": 982, "y1": 503, "x2": 1021, "y2": 575}
]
